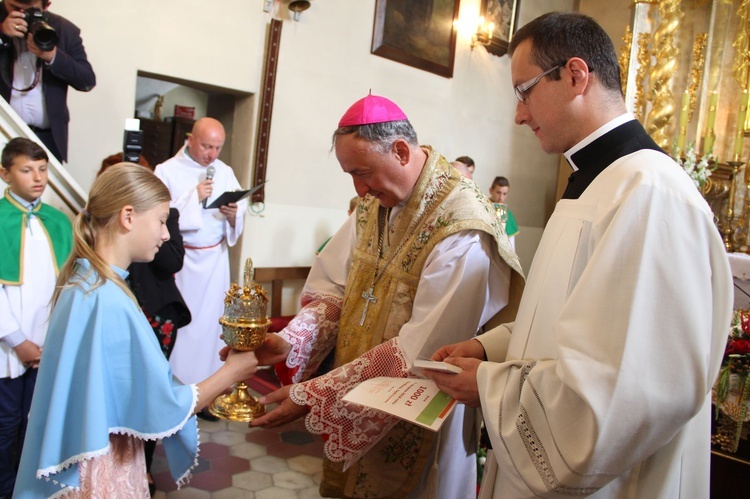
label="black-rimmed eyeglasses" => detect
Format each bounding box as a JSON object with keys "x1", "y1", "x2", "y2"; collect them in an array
[{"x1": 514, "y1": 65, "x2": 562, "y2": 103}]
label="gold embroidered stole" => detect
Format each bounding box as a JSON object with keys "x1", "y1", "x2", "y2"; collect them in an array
[{"x1": 320, "y1": 148, "x2": 524, "y2": 498}]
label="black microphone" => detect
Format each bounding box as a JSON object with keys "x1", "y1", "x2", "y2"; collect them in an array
[{"x1": 203, "y1": 166, "x2": 215, "y2": 208}]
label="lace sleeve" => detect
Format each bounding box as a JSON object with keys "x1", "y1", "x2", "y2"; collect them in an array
[
  {"x1": 289, "y1": 337, "x2": 418, "y2": 469},
  {"x1": 278, "y1": 291, "x2": 342, "y2": 383}
]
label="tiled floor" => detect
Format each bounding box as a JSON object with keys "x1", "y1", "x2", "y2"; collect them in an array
[{"x1": 151, "y1": 369, "x2": 326, "y2": 498}]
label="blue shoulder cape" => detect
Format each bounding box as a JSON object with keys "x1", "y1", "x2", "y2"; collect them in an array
[{"x1": 13, "y1": 259, "x2": 199, "y2": 498}]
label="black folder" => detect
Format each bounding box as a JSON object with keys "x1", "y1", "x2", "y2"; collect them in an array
[{"x1": 205, "y1": 181, "x2": 266, "y2": 209}]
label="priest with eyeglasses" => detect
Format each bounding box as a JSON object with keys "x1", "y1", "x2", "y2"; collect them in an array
[{"x1": 424, "y1": 12, "x2": 733, "y2": 499}]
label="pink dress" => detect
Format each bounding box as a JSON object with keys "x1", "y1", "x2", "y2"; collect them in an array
[{"x1": 65, "y1": 434, "x2": 150, "y2": 498}]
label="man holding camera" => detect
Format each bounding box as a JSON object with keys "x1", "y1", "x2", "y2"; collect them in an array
[{"x1": 0, "y1": 0, "x2": 95, "y2": 162}]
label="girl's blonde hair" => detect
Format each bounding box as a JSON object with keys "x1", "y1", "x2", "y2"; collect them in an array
[{"x1": 52, "y1": 163, "x2": 171, "y2": 306}]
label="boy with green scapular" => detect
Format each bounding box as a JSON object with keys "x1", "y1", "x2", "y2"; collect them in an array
[
  {"x1": 489, "y1": 176, "x2": 519, "y2": 250},
  {"x1": 0, "y1": 137, "x2": 71, "y2": 497}
]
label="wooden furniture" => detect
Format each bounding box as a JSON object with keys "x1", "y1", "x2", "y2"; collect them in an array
[
  {"x1": 711, "y1": 449, "x2": 750, "y2": 498},
  {"x1": 254, "y1": 266, "x2": 311, "y2": 322},
  {"x1": 139, "y1": 118, "x2": 173, "y2": 167},
  {"x1": 171, "y1": 117, "x2": 195, "y2": 155},
  {"x1": 139, "y1": 117, "x2": 195, "y2": 167}
]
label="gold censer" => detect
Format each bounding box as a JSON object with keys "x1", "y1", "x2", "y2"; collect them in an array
[{"x1": 209, "y1": 258, "x2": 271, "y2": 422}]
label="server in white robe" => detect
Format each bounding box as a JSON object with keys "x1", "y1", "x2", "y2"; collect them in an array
[
  {"x1": 0, "y1": 138, "x2": 72, "y2": 497},
  {"x1": 155, "y1": 117, "x2": 247, "y2": 387},
  {"x1": 425, "y1": 13, "x2": 733, "y2": 498}
]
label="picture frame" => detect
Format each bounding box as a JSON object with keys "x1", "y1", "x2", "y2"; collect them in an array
[
  {"x1": 371, "y1": 0, "x2": 461, "y2": 78},
  {"x1": 480, "y1": 0, "x2": 520, "y2": 58}
]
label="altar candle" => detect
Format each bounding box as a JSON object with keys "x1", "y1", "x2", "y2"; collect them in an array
[
  {"x1": 677, "y1": 90, "x2": 689, "y2": 153},
  {"x1": 734, "y1": 89, "x2": 749, "y2": 160},
  {"x1": 706, "y1": 91, "x2": 718, "y2": 131},
  {"x1": 704, "y1": 91, "x2": 718, "y2": 154}
]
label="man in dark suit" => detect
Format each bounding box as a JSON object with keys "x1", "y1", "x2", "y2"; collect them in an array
[{"x1": 0, "y1": 0, "x2": 95, "y2": 162}]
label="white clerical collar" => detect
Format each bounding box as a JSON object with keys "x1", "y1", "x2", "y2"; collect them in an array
[{"x1": 564, "y1": 113, "x2": 635, "y2": 171}]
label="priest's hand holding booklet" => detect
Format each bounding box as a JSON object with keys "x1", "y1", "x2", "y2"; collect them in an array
[
  {"x1": 413, "y1": 359, "x2": 463, "y2": 374},
  {"x1": 420, "y1": 338, "x2": 487, "y2": 409}
]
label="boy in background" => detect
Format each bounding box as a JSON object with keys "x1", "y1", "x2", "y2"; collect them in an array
[
  {"x1": 455, "y1": 155, "x2": 475, "y2": 176},
  {"x1": 489, "y1": 176, "x2": 518, "y2": 250},
  {"x1": 0, "y1": 137, "x2": 71, "y2": 497}
]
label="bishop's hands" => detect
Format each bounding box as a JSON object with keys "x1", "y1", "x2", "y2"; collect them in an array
[
  {"x1": 218, "y1": 333, "x2": 291, "y2": 387},
  {"x1": 422, "y1": 338, "x2": 486, "y2": 408},
  {"x1": 249, "y1": 385, "x2": 309, "y2": 429},
  {"x1": 220, "y1": 334, "x2": 306, "y2": 428},
  {"x1": 229, "y1": 334, "x2": 307, "y2": 429},
  {"x1": 252, "y1": 333, "x2": 292, "y2": 366}
]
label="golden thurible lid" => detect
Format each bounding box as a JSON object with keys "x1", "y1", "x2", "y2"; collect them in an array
[{"x1": 219, "y1": 258, "x2": 271, "y2": 351}]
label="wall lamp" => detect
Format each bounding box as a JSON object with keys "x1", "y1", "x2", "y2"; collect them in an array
[
  {"x1": 263, "y1": 0, "x2": 311, "y2": 21},
  {"x1": 471, "y1": 17, "x2": 494, "y2": 50},
  {"x1": 289, "y1": 0, "x2": 311, "y2": 21}
]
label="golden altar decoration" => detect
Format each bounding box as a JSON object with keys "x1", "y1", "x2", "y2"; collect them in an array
[
  {"x1": 618, "y1": 0, "x2": 750, "y2": 252},
  {"x1": 713, "y1": 309, "x2": 750, "y2": 454},
  {"x1": 209, "y1": 258, "x2": 271, "y2": 422}
]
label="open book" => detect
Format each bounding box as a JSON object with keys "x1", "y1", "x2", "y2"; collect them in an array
[{"x1": 343, "y1": 377, "x2": 457, "y2": 431}]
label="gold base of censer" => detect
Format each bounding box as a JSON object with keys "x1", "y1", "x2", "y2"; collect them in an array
[
  {"x1": 208, "y1": 258, "x2": 271, "y2": 423},
  {"x1": 209, "y1": 381, "x2": 266, "y2": 422}
]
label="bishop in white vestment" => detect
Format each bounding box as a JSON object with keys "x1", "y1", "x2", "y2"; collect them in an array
[{"x1": 251, "y1": 94, "x2": 525, "y2": 498}]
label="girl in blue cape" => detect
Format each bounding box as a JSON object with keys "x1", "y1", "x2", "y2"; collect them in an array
[{"x1": 13, "y1": 164, "x2": 259, "y2": 498}]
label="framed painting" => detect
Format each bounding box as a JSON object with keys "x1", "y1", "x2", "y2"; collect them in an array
[
  {"x1": 371, "y1": 0, "x2": 461, "y2": 78},
  {"x1": 480, "y1": 0, "x2": 520, "y2": 57}
]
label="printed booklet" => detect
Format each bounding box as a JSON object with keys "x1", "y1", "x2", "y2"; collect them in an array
[{"x1": 343, "y1": 377, "x2": 457, "y2": 431}]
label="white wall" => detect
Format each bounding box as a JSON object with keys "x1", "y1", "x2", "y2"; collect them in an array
[
  {"x1": 50, "y1": 0, "x2": 581, "y2": 276},
  {"x1": 54, "y1": 0, "x2": 266, "y2": 189}
]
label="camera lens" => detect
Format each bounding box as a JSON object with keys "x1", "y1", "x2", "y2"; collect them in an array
[
  {"x1": 30, "y1": 23, "x2": 58, "y2": 51},
  {"x1": 24, "y1": 8, "x2": 57, "y2": 52}
]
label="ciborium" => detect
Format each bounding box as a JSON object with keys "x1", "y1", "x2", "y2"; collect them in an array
[
  {"x1": 494, "y1": 203, "x2": 508, "y2": 229},
  {"x1": 209, "y1": 258, "x2": 271, "y2": 422}
]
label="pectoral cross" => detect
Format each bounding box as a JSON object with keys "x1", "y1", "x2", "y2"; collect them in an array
[{"x1": 360, "y1": 287, "x2": 377, "y2": 326}]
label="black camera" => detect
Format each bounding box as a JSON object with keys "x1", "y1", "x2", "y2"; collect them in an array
[
  {"x1": 24, "y1": 8, "x2": 57, "y2": 52},
  {"x1": 123, "y1": 129, "x2": 143, "y2": 163}
]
